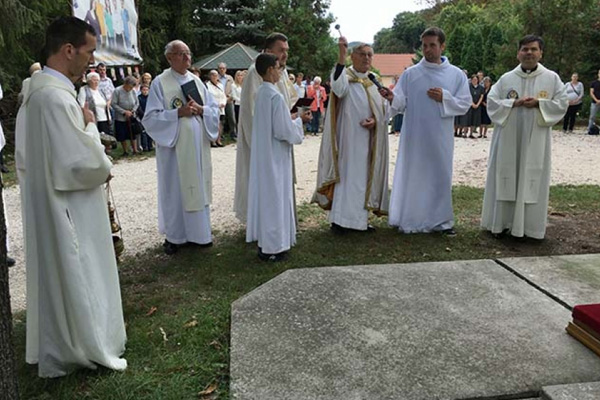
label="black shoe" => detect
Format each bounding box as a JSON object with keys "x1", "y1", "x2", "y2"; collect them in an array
[
  {"x1": 258, "y1": 248, "x2": 287, "y2": 262},
  {"x1": 367, "y1": 225, "x2": 376, "y2": 233},
  {"x1": 441, "y1": 228, "x2": 457, "y2": 237},
  {"x1": 163, "y1": 240, "x2": 178, "y2": 255},
  {"x1": 6, "y1": 256, "x2": 15, "y2": 267},
  {"x1": 330, "y1": 223, "x2": 348, "y2": 235},
  {"x1": 492, "y1": 228, "x2": 510, "y2": 239},
  {"x1": 0, "y1": 165, "x2": 9, "y2": 173}
]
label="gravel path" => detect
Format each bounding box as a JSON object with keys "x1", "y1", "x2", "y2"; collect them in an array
[{"x1": 7, "y1": 128, "x2": 600, "y2": 311}]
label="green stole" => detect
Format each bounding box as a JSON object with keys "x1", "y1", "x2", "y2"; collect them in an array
[{"x1": 159, "y1": 69, "x2": 211, "y2": 211}]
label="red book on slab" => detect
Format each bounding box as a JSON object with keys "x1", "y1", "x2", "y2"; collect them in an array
[{"x1": 573, "y1": 304, "x2": 600, "y2": 336}]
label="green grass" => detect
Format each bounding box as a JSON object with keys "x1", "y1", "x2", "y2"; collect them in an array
[{"x1": 12, "y1": 185, "x2": 600, "y2": 399}]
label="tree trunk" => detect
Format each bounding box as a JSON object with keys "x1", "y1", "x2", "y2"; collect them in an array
[{"x1": 0, "y1": 173, "x2": 20, "y2": 399}]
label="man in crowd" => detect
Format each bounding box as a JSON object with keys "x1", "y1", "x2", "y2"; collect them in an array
[
  {"x1": 234, "y1": 32, "x2": 298, "y2": 223},
  {"x1": 588, "y1": 69, "x2": 600, "y2": 133},
  {"x1": 246, "y1": 54, "x2": 308, "y2": 261},
  {"x1": 294, "y1": 72, "x2": 306, "y2": 99},
  {"x1": 218, "y1": 62, "x2": 237, "y2": 140},
  {"x1": 97, "y1": 62, "x2": 115, "y2": 101},
  {"x1": 142, "y1": 40, "x2": 220, "y2": 255},
  {"x1": 312, "y1": 37, "x2": 390, "y2": 233},
  {"x1": 22, "y1": 16, "x2": 127, "y2": 377},
  {"x1": 379, "y1": 27, "x2": 471, "y2": 235},
  {"x1": 481, "y1": 35, "x2": 568, "y2": 240}
]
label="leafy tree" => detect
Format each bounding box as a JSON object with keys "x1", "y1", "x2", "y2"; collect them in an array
[
  {"x1": 373, "y1": 28, "x2": 405, "y2": 54},
  {"x1": 373, "y1": 11, "x2": 426, "y2": 54},
  {"x1": 263, "y1": 0, "x2": 337, "y2": 78}
]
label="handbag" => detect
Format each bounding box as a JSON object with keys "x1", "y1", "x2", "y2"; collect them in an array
[{"x1": 128, "y1": 116, "x2": 144, "y2": 137}]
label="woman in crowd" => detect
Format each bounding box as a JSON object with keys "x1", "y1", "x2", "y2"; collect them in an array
[
  {"x1": 467, "y1": 74, "x2": 484, "y2": 138},
  {"x1": 141, "y1": 72, "x2": 152, "y2": 86},
  {"x1": 112, "y1": 75, "x2": 140, "y2": 155},
  {"x1": 207, "y1": 69, "x2": 226, "y2": 147},
  {"x1": 232, "y1": 70, "x2": 244, "y2": 124},
  {"x1": 563, "y1": 72, "x2": 584, "y2": 133},
  {"x1": 479, "y1": 76, "x2": 492, "y2": 138},
  {"x1": 77, "y1": 71, "x2": 112, "y2": 152}
]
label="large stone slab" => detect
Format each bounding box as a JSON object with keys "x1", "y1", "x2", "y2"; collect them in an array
[
  {"x1": 542, "y1": 381, "x2": 600, "y2": 399},
  {"x1": 231, "y1": 260, "x2": 600, "y2": 399},
  {"x1": 500, "y1": 254, "x2": 600, "y2": 307}
]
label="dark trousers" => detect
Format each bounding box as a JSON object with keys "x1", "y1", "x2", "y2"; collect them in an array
[
  {"x1": 310, "y1": 110, "x2": 321, "y2": 133},
  {"x1": 223, "y1": 102, "x2": 236, "y2": 139},
  {"x1": 563, "y1": 103, "x2": 582, "y2": 131}
]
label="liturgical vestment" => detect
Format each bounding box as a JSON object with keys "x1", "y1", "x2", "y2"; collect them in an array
[
  {"x1": 234, "y1": 63, "x2": 298, "y2": 222},
  {"x1": 23, "y1": 68, "x2": 127, "y2": 378},
  {"x1": 481, "y1": 64, "x2": 568, "y2": 238},
  {"x1": 142, "y1": 69, "x2": 220, "y2": 245},
  {"x1": 388, "y1": 57, "x2": 471, "y2": 232},
  {"x1": 312, "y1": 66, "x2": 390, "y2": 229},
  {"x1": 246, "y1": 82, "x2": 304, "y2": 254}
]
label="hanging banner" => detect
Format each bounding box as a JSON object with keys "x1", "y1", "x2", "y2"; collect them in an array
[{"x1": 73, "y1": 0, "x2": 143, "y2": 65}]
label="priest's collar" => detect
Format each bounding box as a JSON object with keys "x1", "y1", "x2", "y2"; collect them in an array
[
  {"x1": 521, "y1": 64, "x2": 539, "y2": 74},
  {"x1": 421, "y1": 56, "x2": 448, "y2": 68},
  {"x1": 42, "y1": 66, "x2": 75, "y2": 90},
  {"x1": 170, "y1": 68, "x2": 188, "y2": 77},
  {"x1": 350, "y1": 66, "x2": 368, "y2": 77}
]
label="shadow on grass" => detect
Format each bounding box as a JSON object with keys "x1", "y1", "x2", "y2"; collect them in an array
[{"x1": 13, "y1": 185, "x2": 600, "y2": 399}]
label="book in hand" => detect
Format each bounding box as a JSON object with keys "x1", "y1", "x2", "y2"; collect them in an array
[
  {"x1": 181, "y1": 80, "x2": 204, "y2": 107},
  {"x1": 291, "y1": 97, "x2": 313, "y2": 114}
]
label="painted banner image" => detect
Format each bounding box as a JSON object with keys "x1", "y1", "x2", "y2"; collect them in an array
[{"x1": 73, "y1": 0, "x2": 143, "y2": 65}]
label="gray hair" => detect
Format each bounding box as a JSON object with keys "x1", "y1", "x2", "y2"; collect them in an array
[
  {"x1": 209, "y1": 69, "x2": 218, "y2": 76},
  {"x1": 29, "y1": 62, "x2": 42, "y2": 76},
  {"x1": 124, "y1": 75, "x2": 138, "y2": 86},
  {"x1": 350, "y1": 43, "x2": 372, "y2": 54},
  {"x1": 482, "y1": 76, "x2": 492, "y2": 84},
  {"x1": 313, "y1": 76, "x2": 322, "y2": 84},
  {"x1": 86, "y1": 71, "x2": 100, "y2": 81},
  {"x1": 164, "y1": 40, "x2": 186, "y2": 56}
]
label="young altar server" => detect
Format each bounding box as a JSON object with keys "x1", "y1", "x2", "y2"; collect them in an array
[{"x1": 246, "y1": 53, "x2": 311, "y2": 261}]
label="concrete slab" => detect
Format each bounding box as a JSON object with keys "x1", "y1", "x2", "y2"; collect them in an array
[
  {"x1": 231, "y1": 260, "x2": 600, "y2": 400},
  {"x1": 542, "y1": 381, "x2": 600, "y2": 399},
  {"x1": 499, "y1": 254, "x2": 600, "y2": 307}
]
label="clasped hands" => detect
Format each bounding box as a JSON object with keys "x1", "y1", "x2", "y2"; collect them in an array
[
  {"x1": 360, "y1": 117, "x2": 375, "y2": 130},
  {"x1": 513, "y1": 97, "x2": 539, "y2": 108},
  {"x1": 178, "y1": 95, "x2": 204, "y2": 117}
]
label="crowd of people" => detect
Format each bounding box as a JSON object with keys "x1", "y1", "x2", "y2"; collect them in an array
[{"x1": 3, "y1": 13, "x2": 586, "y2": 380}]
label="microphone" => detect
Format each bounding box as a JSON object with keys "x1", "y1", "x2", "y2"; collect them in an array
[{"x1": 367, "y1": 73, "x2": 385, "y2": 90}]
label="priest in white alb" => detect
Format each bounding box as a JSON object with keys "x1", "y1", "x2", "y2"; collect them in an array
[
  {"x1": 143, "y1": 40, "x2": 220, "y2": 255},
  {"x1": 23, "y1": 17, "x2": 126, "y2": 378},
  {"x1": 380, "y1": 27, "x2": 471, "y2": 235},
  {"x1": 312, "y1": 37, "x2": 390, "y2": 233},
  {"x1": 234, "y1": 32, "x2": 298, "y2": 223},
  {"x1": 481, "y1": 35, "x2": 568, "y2": 239},
  {"x1": 246, "y1": 54, "x2": 310, "y2": 261}
]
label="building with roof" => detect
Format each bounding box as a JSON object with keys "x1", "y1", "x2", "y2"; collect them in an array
[
  {"x1": 192, "y1": 42, "x2": 260, "y2": 72},
  {"x1": 372, "y1": 54, "x2": 416, "y2": 87}
]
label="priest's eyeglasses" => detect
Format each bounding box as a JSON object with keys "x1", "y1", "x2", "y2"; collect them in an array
[{"x1": 171, "y1": 51, "x2": 193, "y2": 57}]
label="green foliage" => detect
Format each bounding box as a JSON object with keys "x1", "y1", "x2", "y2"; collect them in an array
[
  {"x1": 0, "y1": 0, "x2": 68, "y2": 92},
  {"x1": 373, "y1": 11, "x2": 426, "y2": 54},
  {"x1": 263, "y1": 0, "x2": 337, "y2": 78},
  {"x1": 373, "y1": 0, "x2": 600, "y2": 84}
]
